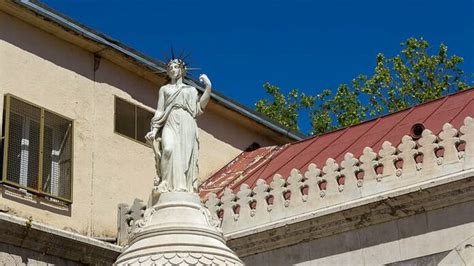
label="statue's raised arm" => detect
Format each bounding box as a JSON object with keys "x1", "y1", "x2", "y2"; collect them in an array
[
  {"x1": 145, "y1": 59, "x2": 212, "y2": 193},
  {"x1": 198, "y1": 74, "x2": 212, "y2": 110}
]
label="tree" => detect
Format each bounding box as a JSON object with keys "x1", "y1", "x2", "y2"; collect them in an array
[
  {"x1": 255, "y1": 38, "x2": 470, "y2": 135},
  {"x1": 255, "y1": 82, "x2": 314, "y2": 131}
]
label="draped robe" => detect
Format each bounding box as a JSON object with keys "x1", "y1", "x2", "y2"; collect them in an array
[{"x1": 150, "y1": 84, "x2": 203, "y2": 192}]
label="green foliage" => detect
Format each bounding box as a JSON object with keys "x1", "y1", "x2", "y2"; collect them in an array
[
  {"x1": 255, "y1": 82, "x2": 314, "y2": 131},
  {"x1": 255, "y1": 38, "x2": 471, "y2": 135},
  {"x1": 25, "y1": 216, "x2": 33, "y2": 229}
]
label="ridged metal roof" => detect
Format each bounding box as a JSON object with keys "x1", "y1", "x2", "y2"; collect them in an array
[{"x1": 200, "y1": 88, "x2": 474, "y2": 198}]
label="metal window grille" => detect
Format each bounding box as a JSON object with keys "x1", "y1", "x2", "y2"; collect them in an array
[
  {"x1": 1, "y1": 95, "x2": 73, "y2": 203},
  {"x1": 114, "y1": 97, "x2": 154, "y2": 144}
]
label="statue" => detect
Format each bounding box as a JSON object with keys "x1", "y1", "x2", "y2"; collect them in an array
[
  {"x1": 117, "y1": 58, "x2": 242, "y2": 266},
  {"x1": 145, "y1": 58, "x2": 212, "y2": 193}
]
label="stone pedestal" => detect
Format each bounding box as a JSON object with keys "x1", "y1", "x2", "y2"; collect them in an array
[{"x1": 115, "y1": 192, "x2": 242, "y2": 265}]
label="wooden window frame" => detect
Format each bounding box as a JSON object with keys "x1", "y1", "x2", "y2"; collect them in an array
[
  {"x1": 113, "y1": 96, "x2": 153, "y2": 147},
  {"x1": 1, "y1": 94, "x2": 74, "y2": 204}
]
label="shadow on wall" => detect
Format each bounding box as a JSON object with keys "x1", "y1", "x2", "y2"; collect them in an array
[
  {"x1": 242, "y1": 200, "x2": 474, "y2": 266},
  {"x1": 0, "y1": 11, "x2": 159, "y2": 109},
  {"x1": 0, "y1": 12, "x2": 94, "y2": 83}
]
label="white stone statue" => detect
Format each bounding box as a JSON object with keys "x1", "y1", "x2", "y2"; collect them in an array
[
  {"x1": 118, "y1": 59, "x2": 242, "y2": 266},
  {"x1": 145, "y1": 59, "x2": 212, "y2": 193}
]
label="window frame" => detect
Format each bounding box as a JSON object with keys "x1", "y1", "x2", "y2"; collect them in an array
[
  {"x1": 113, "y1": 96, "x2": 154, "y2": 147},
  {"x1": 1, "y1": 94, "x2": 74, "y2": 204}
]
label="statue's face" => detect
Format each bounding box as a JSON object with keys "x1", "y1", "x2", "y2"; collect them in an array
[{"x1": 167, "y1": 62, "x2": 182, "y2": 80}]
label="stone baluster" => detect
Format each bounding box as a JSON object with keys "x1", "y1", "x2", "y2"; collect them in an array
[
  {"x1": 287, "y1": 168, "x2": 307, "y2": 215},
  {"x1": 439, "y1": 123, "x2": 460, "y2": 165},
  {"x1": 204, "y1": 193, "x2": 221, "y2": 222},
  {"x1": 269, "y1": 174, "x2": 288, "y2": 220},
  {"x1": 117, "y1": 203, "x2": 131, "y2": 246},
  {"x1": 303, "y1": 163, "x2": 322, "y2": 203},
  {"x1": 340, "y1": 152, "x2": 360, "y2": 190},
  {"x1": 460, "y1": 117, "x2": 474, "y2": 169},
  {"x1": 253, "y1": 179, "x2": 271, "y2": 220},
  {"x1": 359, "y1": 147, "x2": 380, "y2": 182},
  {"x1": 287, "y1": 169, "x2": 304, "y2": 205},
  {"x1": 397, "y1": 135, "x2": 419, "y2": 176},
  {"x1": 128, "y1": 199, "x2": 146, "y2": 233},
  {"x1": 236, "y1": 184, "x2": 254, "y2": 221},
  {"x1": 378, "y1": 141, "x2": 398, "y2": 178},
  {"x1": 321, "y1": 158, "x2": 340, "y2": 197},
  {"x1": 221, "y1": 187, "x2": 238, "y2": 227},
  {"x1": 418, "y1": 129, "x2": 441, "y2": 176}
]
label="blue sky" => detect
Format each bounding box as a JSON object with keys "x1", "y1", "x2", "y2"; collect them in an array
[{"x1": 42, "y1": 0, "x2": 474, "y2": 133}]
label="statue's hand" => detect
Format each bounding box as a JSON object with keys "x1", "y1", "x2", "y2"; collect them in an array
[
  {"x1": 199, "y1": 74, "x2": 212, "y2": 88},
  {"x1": 145, "y1": 130, "x2": 156, "y2": 142}
]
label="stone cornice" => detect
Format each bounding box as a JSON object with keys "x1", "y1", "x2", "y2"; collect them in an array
[{"x1": 0, "y1": 212, "x2": 121, "y2": 264}]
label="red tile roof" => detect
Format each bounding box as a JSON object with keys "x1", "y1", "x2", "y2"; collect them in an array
[{"x1": 199, "y1": 88, "x2": 474, "y2": 199}]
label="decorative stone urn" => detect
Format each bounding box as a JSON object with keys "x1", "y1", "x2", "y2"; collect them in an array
[{"x1": 115, "y1": 192, "x2": 242, "y2": 265}]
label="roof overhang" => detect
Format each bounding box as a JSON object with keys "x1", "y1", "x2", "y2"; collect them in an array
[{"x1": 1, "y1": 0, "x2": 305, "y2": 141}]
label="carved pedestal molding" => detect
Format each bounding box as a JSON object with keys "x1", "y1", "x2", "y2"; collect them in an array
[{"x1": 115, "y1": 192, "x2": 242, "y2": 265}]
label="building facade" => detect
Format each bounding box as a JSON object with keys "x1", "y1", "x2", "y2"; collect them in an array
[
  {"x1": 1, "y1": 1, "x2": 473, "y2": 265},
  {"x1": 0, "y1": 1, "x2": 302, "y2": 264}
]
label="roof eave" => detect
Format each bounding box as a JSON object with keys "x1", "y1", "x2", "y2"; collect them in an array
[{"x1": 10, "y1": 0, "x2": 305, "y2": 141}]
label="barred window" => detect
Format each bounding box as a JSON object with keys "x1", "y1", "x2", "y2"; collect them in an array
[
  {"x1": 1, "y1": 95, "x2": 73, "y2": 202},
  {"x1": 114, "y1": 97, "x2": 154, "y2": 144}
]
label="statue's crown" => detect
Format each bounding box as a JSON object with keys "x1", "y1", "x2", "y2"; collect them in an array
[
  {"x1": 167, "y1": 58, "x2": 187, "y2": 69},
  {"x1": 154, "y1": 48, "x2": 200, "y2": 75}
]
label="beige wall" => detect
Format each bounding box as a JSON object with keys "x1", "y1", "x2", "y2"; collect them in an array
[{"x1": 0, "y1": 11, "x2": 284, "y2": 238}]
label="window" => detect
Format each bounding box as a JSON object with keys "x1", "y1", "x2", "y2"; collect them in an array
[
  {"x1": 1, "y1": 95, "x2": 73, "y2": 203},
  {"x1": 114, "y1": 97, "x2": 154, "y2": 144}
]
